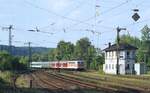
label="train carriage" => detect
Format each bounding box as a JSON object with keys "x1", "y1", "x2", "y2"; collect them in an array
[{"x1": 30, "y1": 60, "x2": 84, "y2": 70}]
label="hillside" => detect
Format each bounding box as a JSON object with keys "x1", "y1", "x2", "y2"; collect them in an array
[{"x1": 0, "y1": 45, "x2": 54, "y2": 56}]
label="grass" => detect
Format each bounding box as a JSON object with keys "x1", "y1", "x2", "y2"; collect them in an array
[
  {"x1": 147, "y1": 71, "x2": 150, "y2": 75},
  {"x1": 0, "y1": 71, "x2": 14, "y2": 83},
  {"x1": 16, "y1": 74, "x2": 29, "y2": 88}
]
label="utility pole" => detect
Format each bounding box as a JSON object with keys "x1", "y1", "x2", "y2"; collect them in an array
[
  {"x1": 25, "y1": 42, "x2": 32, "y2": 69},
  {"x1": 96, "y1": 32, "x2": 101, "y2": 55},
  {"x1": 116, "y1": 27, "x2": 126, "y2": 75},
  {"x1": 2, "y1": 25, "x2": 14, "y2": 55}
]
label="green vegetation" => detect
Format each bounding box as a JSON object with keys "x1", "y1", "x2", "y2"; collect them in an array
[
  {"x1": 0, "y1": 51, "x2": 27, "y2": 71},
  {"x1": 0, "y1": 71, "x2": 15, "y2": 90},
  {"x1": 0, "y1": 51, "x2": 28, "y2": 91}
]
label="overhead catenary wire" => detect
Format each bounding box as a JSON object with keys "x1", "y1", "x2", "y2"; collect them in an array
[
  {"x1": 23, "y1": 0, "x2": 132, "y2": 31},
  {"x1": 36, "y1": 0, "x2": 134, "y2": 32},
  {"x1": 135, "y1": 0, "x2": 146, "y2": 7},
  {"x1": 63, "y1": 0, "x2": 85, "y2": 16},
  {"x1": 23, "y1": 0, "x2": 94, "y2": 27},
  {"x1": 65, "y1": 0, "x2": 132, "y2": 30}
]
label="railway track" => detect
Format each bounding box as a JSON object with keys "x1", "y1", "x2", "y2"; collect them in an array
[
  {"x1": 28, "y1": 70, "x2": 147, "y2": 93},
  {"x1": 46, "y1": 71, "x2": 147, "y2": 93},
  {"x1": 32, "y1": 71, "x2": 80, "y2": 93},
  {"x1": 28, "y1": 72, "x2": 60, "y2": 93},
  {"x1": 59, "y1": 72, "x2": 149, "y2": 91},
  {"x1": 64, "y1": 73, "x2": 146, "y2": 92},
  {"x1": 44, "y1": 72, "x2": 125, "y2": 93},
  {"x1": 34, "y1": 71, "x2": 118, "y2": 93}
]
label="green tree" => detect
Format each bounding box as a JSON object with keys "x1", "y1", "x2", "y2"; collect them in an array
[
  {"x1": 0, "y1": 51, "x2": 12, "y2": 70},
  {"x1": 90, "y1": 54, "x2": 104, "y2": 70},
  {"x1": 48, "y1": 49, "x2": 57, "y2": 61},
  {"x1": 19, "y1": 56, "x2": 28, "y2": 68},
  {"x1": 57, "y1": 41, "x2": 74, "y2": 60},
  {"x1": 74, "y1": 37, "x2": 96, "y2": 69},
  {"x1": 32, "y1": 53, "x2": 41, "y2": 61},
  {"x1": 141, "y1": 25, "x2": 150, "y2": 65},
  {"x1": 0, "y1": 51, "x2": 27, "y2": 71},
  {"x1": 118, "y1": 34, "x2": 141, "y2": 47}
]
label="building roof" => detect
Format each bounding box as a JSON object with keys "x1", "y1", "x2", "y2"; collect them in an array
[{"x1": 103, "y1": 43, "x2": 138, "y2": 52}]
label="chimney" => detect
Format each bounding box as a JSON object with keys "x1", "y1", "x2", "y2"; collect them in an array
[{"x1": 108, "y1": 42, "x2": 111, "y2": 48}]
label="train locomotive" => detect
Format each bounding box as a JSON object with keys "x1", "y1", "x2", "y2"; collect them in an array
[{"x1": 30, "y1": 60, "x2": 84, "y2": 70}]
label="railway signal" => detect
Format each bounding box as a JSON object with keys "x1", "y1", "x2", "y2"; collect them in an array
[
  {"x1": 132, "y1": 9, "x2": 140, "y2": 21},
  {"x1": 116, "y1": 27, "x2": 126, "y2": 75}
]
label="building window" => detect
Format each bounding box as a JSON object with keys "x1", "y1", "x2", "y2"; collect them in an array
[
  {"x1": 109, "y1": 64, "x2": 111, "y2": 69},
  {"x1": 132, "y1": 51, "x2": 135, "y2": 59},
  {"x1": 109, "y1": 52, "x2": 111, "y2": 57},
  {"x1": 106, "y1": 64, "x2": 108, "y2": 69},
  {"x1": 112, "y1": 51, "x2": 114, "y2": 58},
  {"x1": 107, "y1": 52, "x2": 109, "y2": 58},
  {"x1": 119, "y1": 51, "x2": 124, "y2": 58},
  {"x1": 132, "y1": 64, "x2": 134, "y2": 71},
  {"x1": 125, "y1": 64, "x2": 130, "y2": 70},
  {"x1": 112, "y1": 64, "x2": 114, "y2": 69},
  {"x1": 127, "y1": 51, "x2": 130, "y2": 58},
  {"x1": 114, "y1": 51, "x2": 116, "y2": 58},
  {"x1": 110, "y1": 52, "x2": 112, "y2": 58}
]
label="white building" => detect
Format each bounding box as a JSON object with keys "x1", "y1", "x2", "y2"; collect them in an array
[
  {"x1": 134, "y1": 63, "x2": 146, "y2": 75},
  {"x1": 103, "y1": 43, "x2": 138, "y2": 75}
]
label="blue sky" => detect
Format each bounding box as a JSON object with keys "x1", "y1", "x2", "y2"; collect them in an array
[{"x1": 0, "y1": 0, "x2": 150, "y2": 49}]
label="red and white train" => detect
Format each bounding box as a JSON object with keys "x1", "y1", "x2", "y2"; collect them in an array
[{"x1": 30, "y1": 60, "x2": 84, "y2": 70}]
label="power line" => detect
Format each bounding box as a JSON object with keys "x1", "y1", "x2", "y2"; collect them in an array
[
  {"x1": 23, "y1": 0, "x2": 131, "y2": 31},
  {"x1": 135, "y1": 0, "x2": 146, "y2": 7},
  {"x1": 27, "y1": 26, "x2": 55, "y2": 35},
  {"x1": 65, "y1": 0, "x2": 132, "y2": 30},
  {"x1": 63, "y1": 0, "x2": 85, "y2": 16},
  {"x1": 23, "y1": 0, "x2": 94, "y2": 27}
]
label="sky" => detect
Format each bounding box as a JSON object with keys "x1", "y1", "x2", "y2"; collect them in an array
[{"x1": 0, "y1": 0, "x2": 150, "y2": 49}]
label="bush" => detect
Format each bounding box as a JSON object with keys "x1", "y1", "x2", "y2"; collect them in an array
[{"x1": 0, "y1": 52, "x2": 27, "y2": 71}]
